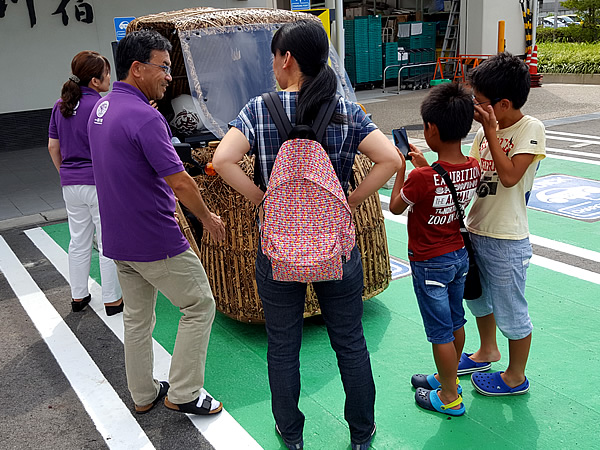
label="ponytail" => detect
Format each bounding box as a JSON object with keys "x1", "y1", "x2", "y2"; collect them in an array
[
  {"x1": 297, "y1": 62, "x2": 337, "y2": 125},
  {"x1": 59, "y1": 51, "x2": 110, "y2": 117}
]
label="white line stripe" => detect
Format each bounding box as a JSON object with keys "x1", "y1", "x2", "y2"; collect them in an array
[
  {"x1": 530, "y1": 255, "x2": 600, "y2": 285},
  {"x1": 0, "y1": 236, "x2": 154, "y2": 450},
  {"x1": 546, "y1": 130, "x2": 600, "y2": 141},
  {"x1": 545, "y1": 154, "x2": 600, "y2": 166},
  {"x1": 379, "y1": 194, "x2": 600, "y2": 280},
  {"x1": 24, "y1": 228, "x2": 262, "y2": 450},
  {"x1": 569, "y1": 143, "x2": 592, "y2": 148},
  {"x1": 546, "y1": 146, "x2": 600, "y2": 159},
  {"x1": 545, "y1": 135, "x2": 600, "y2": 145},
  {"x1": 530, "y1": 235, "x2": 600, "y2": 264}
]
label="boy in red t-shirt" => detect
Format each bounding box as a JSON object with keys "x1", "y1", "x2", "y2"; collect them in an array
[{"x1": 390, "y1": 83, "x2": 480, "y2": 416}]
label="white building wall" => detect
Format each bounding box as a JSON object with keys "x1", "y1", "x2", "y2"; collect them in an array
[
  {"x1": 460, "y1": 0, "x2": 527, "y2": 56},
  {"x1": 0, "y1": 0, "x2": 273, "y2": 114}
]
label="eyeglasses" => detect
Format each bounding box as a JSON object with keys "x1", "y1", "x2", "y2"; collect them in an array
[
  {"x1": 140, "y1": 61, "x2": 172, "y2": 75},
  {"x1": 472, "y1": 95, "x2": 501, "y2": 106}
]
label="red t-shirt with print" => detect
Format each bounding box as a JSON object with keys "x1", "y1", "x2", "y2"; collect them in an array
[{"x1": 401, "y1": 158, "x2": 481, "y2": 261}]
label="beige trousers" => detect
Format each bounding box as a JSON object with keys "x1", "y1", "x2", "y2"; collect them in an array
[{"x1": 115, "y1": 248, "x2": 216, "y2": 406}]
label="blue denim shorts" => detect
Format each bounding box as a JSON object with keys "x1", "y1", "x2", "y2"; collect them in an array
[
  {"x1": 410, "y1": 248, "x2": 469, "y2": 344},
  {"x1": 465, "y1": 234, "x2": 533, "y2": 340}
]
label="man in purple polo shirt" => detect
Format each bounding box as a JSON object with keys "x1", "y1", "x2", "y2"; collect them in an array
[{"x1": 88, "y1": 30, "x2": 225, "y2": 416}]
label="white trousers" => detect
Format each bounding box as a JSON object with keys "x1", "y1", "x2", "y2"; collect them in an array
[{"x1": 63, "y1": 185, "x2": 122, "y2": 303}]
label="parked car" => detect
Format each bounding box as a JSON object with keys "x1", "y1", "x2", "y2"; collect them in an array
[
  {"x1": 542, "y1": 17, "x2": 567, "y2": 28},
  {"x1": 559, "y1": 15, "x2": 581, "y2": 25}
]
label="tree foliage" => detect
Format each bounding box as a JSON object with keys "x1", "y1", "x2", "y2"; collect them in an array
[{"x1": 561, "y1": 0, "x2": 600, "y2": 27}]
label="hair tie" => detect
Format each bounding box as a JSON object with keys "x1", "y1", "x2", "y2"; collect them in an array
[
  {"x1": 69, "y1": 74, "x2": 80, "y2": 84},
  {"x1": 320, "y1": 59, "x2": 328, "y2": 66}
]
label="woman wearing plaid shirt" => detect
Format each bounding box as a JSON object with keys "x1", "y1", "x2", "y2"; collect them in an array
[{"x1": 213, "y1": 20, "x2": 401, "y2": 450}]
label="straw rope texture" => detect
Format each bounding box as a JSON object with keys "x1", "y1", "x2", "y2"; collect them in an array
[{"x1": 181, "y1": 146, "x2": 391, "y2": 323}]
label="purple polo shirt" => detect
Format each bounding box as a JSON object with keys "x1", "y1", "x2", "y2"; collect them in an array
[
  {"x1": 87, "y1": 81, "x2": 189, "y2": 262},
  {"x1": 48, "y1": 86, "x2": 99, "y2": 186}
]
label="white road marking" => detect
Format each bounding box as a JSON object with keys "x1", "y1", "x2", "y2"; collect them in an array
[
  {"x1": 545, "y1": 134, "x2": 600, "y2": 146},
  {"x1": 24, "y1": 227, "x2": 262, "y2": 450},
  {"x1": 546, "y1": 130, "x2": 600, "y2": 141},
  {"x1": 530, "y1": 255, "x2": 600, "y2": 285},
  {"x1": 379, "y1": 194, "x2": 600, "y2": 278},
  {"x1": 0, "y1": 236, "x2": 155, "y2": 450},
  {"x1": 546, "y1": 146, "x2": 600, "y2": 159}
]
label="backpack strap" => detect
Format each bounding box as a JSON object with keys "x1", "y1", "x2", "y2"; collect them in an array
[
  {"x1": 261, "y1": 92, "x2": 293, "y2": 140},
  {"x1": 312, "y1": 96, "x2": 339, "y2": 143},
  {"x1": 262, "y1": 92, "x2": 338, "y2": 144}
]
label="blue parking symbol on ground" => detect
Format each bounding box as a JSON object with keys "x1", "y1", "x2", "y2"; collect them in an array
[
  {"x1": 114, "y1": 17, "x2": 135, "y2": 41},
  {"x1": 528, "y1": 174, "x2": 600, "y2": 222},
  {"x1": 390, "y1": 258, "x2": 411, "y2": 280}
]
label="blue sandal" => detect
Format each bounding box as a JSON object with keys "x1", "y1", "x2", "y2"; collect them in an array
[
  {"x1": 457, "y1": 352, "x2": 491, "y2": 376},
  {"x1": 471, "y1": 371, "x2": 530, "y2": 396},
  {"x1": 415, "y1": 388, "x2": 465, "y2": 416},
  {"x1": 411, "y1": 374, "x2": 462, "y2": 394}
]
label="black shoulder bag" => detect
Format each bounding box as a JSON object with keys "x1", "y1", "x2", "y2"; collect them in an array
[{"x1": 431, "y1": 163, "x2": 482, "y2": 300}]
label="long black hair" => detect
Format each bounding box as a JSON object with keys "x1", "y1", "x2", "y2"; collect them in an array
[
  {"x1": 59, "y1": 51, "x2": 110, "y2": 117},
  {"x1": 271, "y1": 20, "x2": 340, "y2": 125}
]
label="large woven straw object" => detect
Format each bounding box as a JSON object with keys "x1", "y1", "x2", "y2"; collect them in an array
[
  {"x1": 188, "y1": 146, "x2": 391, "y2": 323},
  {"x1": 128, "y1": 7, "x2": 391, "y2": 322}
]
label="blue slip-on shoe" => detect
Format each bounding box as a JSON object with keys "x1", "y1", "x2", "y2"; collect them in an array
[
  {"x1": 415, "y1": 388, "x2": 465, "y2": 416},
  {"x1": 471, "y1": 371, "x2": 530, "y2": 396},
  {"x1": 411, "y1": 373, "x2": 462, "y2": 395},
  {"x1": 275, "y1": 424, "x2": 303, "y2": 450},
  {"x1": 351, "y1": 423, "x2": 376, "y2": 450},
  {"x1": 457, "y1": 352, "x2": 492, "y2": 376}
]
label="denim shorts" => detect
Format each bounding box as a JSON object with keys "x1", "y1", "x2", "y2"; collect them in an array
[
  {"x1": 465, "y1": 234, "x2": 533, "y2": 340},
  {"x1": 410, "y1": 248, "x2": 469, "y2": 345}
]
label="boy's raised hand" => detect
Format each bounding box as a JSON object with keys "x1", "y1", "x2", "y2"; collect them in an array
[
  {"x1": 474, "y1": 103, "x2": 498, "y2": 137},
  {"x1": 408, "y1": 144, "x2": 428, "y2": 168}
]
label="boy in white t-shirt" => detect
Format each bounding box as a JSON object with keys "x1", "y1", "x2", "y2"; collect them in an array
[{"x1": 459, "y1": 52, "x2": 546, "y2": 396}]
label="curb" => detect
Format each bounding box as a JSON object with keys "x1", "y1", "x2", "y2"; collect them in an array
[
  {"x1": 0, "y1": 208, "x2": 68, "y2": 232},
  {"x1": 541, "y1": 73, "x2": 600, "y2": 85}
]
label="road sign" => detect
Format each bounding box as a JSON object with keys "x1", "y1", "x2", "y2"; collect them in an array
[
  {"x1": 528, "y1": 174, "x2": 600, "y2": 222},
  {"x1": 390, "y1": 257, "x2": 411, "y2": 279},
  {"x1": 114, "y1": 17, "x2": 135, "y2": 41},
  {"x1": 291, "y1": 0, "x2": 310, "y2": 11}
]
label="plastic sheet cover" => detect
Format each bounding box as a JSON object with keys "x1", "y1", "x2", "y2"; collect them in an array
[{"x1": 179, "y1": 23, "x2": 356, "y2": 139}]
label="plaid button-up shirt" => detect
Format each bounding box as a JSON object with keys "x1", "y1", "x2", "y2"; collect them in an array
[{"x1": 229, "y1": 91, "x2": 377, "y2": 193}]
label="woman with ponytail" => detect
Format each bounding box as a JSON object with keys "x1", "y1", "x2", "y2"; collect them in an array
[
  {"x1": 48, "y1": 51, "x2": 123, "y2": 316},
  {"x1": 213, "y1": 20, "x2": 401, "y2": 449}
]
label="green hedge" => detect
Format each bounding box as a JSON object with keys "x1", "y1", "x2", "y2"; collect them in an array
[
  {"x1": 536, "y1": 25, "x2": 599, "y2": 43},
  {"x1": 538, "y1": 42, "x2": 600, "y2": 73}
]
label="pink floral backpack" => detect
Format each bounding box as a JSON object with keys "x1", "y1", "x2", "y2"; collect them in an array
[{"x1": 259, "y1": 92, "x2": 355, "y2": 283}]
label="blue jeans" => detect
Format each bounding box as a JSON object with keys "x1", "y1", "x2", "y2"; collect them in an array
[
  {"x1": 410, "y1": 248, "x2": 469, "y2": 344},
  {"x1": 465, "y1": 234, "x2": 533, "y2": 340},
  {"x1": 255, "y1": 245, "x2": 375, "y2": 446}
]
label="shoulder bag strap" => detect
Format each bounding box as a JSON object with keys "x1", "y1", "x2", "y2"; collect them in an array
[{"x1": 431, "y1": 162, "x2": 475, "y2": 256}]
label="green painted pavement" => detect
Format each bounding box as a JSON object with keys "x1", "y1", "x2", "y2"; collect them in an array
[{"x1": 40, "y1": 144, "x2": 600, "y2": 449}]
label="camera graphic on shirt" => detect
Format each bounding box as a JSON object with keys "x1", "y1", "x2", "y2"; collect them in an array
[{"x1": 476, "y1": 172, "x2": 499, "y2": 198}]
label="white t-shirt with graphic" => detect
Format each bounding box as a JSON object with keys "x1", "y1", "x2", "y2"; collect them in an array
[{"x1": 466, "y1": 115, "x2": 546, "y2": 240}]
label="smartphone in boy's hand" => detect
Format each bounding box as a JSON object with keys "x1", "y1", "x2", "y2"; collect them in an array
[{"x1": 392, "y1": 127, "x2": 412, "y2": 160}]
